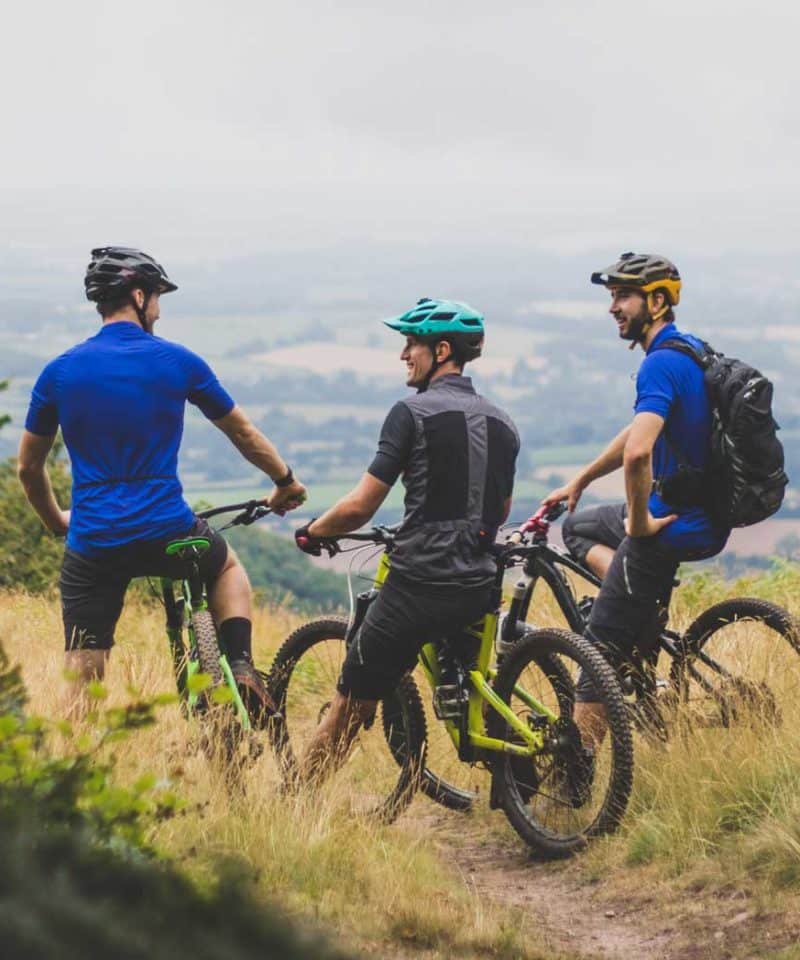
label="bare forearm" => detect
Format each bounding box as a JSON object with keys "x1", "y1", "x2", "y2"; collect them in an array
[
  {"x1": 578, "y1": 424, "x2": 631, "y2": 487},
  {"x1": 227, "y1": 421, "x2": 288, "y2": 480},
  {"x1": 311, "y1": 496, "x2": 374, "y2": 537},
  {"x1": 18, "y1": 465, "x2": 67, "y2": 534},
  {"x1": 624, "y1": 451, "x2": 653, "y2": 535},
  {"x1": 309, "y1": 474, "x2": 390, "y2": 537}
]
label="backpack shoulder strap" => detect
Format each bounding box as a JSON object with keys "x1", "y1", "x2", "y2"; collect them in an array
[
  {"x1": 646, "y1": 337, "x2": 717, "y2": 475},
  {"x1": 650, "y1": 337, "x2": 716, "y2": 369}
]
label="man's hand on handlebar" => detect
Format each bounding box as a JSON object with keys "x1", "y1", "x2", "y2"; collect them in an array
[
  {"x1": 295, "y1": 520, "x2": 339, "y2": 557},
  {"x1": 267, "y1": 478, "x2": 308, "y2": 515},
  {"x1": 542, "y1": 476, "x2": 585, "y2": 513}
]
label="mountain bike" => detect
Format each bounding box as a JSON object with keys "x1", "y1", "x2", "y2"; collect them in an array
[
  {"x1": 156, "y1": 500, "x2": 276, "y2": 766},
  {"x1": 509, "y1": 502, "x2": 800, "y2": 740},
  {"x1": 266, "y1": 527, "x2": 634, "y2": 858}
]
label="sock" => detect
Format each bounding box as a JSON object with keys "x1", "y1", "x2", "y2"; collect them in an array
[{"x1": 218, "y1": 617, "x2": 252, "y2": 663}]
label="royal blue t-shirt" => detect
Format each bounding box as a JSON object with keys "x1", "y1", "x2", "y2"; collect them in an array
[
  {"x1": 635, "y1": 323, "x2": 729, "y2": 557},
  {"x1": 25, "y1": 322, "x2": 235, "y2": 556}
]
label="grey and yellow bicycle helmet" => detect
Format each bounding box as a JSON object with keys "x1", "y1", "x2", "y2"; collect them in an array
[{"x1": 591, "y1": 252, "x2": 681, "y2": 343}]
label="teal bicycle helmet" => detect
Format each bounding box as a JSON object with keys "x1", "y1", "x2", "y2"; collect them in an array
[
  {"x1": 384, "y1": 297, "x2": 485, "y2": 339},
  {"x1": 383, "y1": 298, "x2": 485, "y2": 391}
]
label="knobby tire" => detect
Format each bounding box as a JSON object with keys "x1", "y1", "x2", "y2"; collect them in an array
[
  {"x1": 487, "y1": 627, "x2": 633, "y2": 858},
  {"x1": 266, "y1": 616, "x2": 427, "y2": 823}
]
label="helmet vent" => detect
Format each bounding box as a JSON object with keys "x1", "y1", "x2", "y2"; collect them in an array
[{"x1": 430, "y1": 312, "x2": 456, "y2": 321}]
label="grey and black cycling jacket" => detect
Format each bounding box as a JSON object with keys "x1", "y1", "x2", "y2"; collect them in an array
[{"x1": 368, "y1": 374, "x2": 519, "y2": 587}]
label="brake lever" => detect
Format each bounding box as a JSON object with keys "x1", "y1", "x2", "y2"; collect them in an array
[
  {"x1": 296, "y1": 535, "x2": 341, "y2": 557},
  {"x1": 229, "y1": 504, "x2": 272, "y2": 527}
]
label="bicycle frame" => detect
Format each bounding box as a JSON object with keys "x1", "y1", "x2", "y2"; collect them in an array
[
  {"x1": 513, "y1": 521, "x2": 703, "y2": 675},
  {"x1": 367, "y1": 552, "x2": 556, "y2": 763},
  {"x1": 160, "y1": 539, "x2": 252, "y2": 729}
]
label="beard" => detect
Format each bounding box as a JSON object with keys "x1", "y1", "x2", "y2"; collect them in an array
[{"x1": 618, "y1": 301, "x2": 650, "y2": 342}]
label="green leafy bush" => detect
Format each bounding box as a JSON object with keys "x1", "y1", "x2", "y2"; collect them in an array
[
  {"x1": 0, "y1": 442, "x2": 71, "y2": 593},
  {"x1": 0, "y1": 645, "x2": 351, "y2": 960}
]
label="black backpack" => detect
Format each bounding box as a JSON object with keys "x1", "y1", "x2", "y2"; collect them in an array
[{"x1": 652, "y1": 339, "x2": 788, "y2": 528}]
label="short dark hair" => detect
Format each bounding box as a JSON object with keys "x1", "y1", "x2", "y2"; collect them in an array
[
  {"x1": 96, "y1": 293, "x2": 132, "y2": 319},
  {"x1": 95, "y1": 285, "x2": 152, "y2": 319}
]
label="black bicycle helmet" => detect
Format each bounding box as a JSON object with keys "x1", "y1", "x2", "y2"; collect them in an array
[{"x1": 84, "y1": 246, "x2": 178, "y2": 303}]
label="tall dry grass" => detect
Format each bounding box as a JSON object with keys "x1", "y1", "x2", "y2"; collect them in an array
[
  {"x1": 516, "y1": 560, "x2": 800, "y2": 894},
  {"x1": 585, "y1": 563, "x2": 800, "y2": 895},
  {"x1": 0, "y1": 589, "x2": 568, "y2": 960}
]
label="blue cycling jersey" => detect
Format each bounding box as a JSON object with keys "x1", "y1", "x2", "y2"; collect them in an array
[
  {"x1": 635, "y1": 323, "x2": 729, "y2": 557},
  {"x1": 25, "y1": 321, "x2": 234, "y2": 556}
]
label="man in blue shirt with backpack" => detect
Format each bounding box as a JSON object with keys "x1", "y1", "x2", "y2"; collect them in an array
[
  {"x1": 544, "y1": 252, "x2": 733, "y2": 742},
  {"x1": 18, "y1": 246, "x2": 307, "y2": 712}
]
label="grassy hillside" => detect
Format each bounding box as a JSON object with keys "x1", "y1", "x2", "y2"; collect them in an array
[
  {"x1": 3, "y1": 563, "x2": 800, "y2": 957},
  {"x1": 0, "y1": 592, "x2": 563, "y2": 960}
]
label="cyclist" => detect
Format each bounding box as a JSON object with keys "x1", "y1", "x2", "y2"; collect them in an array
[
  {"x1": 295, "y1": 298, "x2": 520, "y2": 781},
  {"x1": 17, "y1": 246, "x2": 306, "y2": 708},
  {"x1": 543, "y1": 252, "x2": 731, "y2": 741}
]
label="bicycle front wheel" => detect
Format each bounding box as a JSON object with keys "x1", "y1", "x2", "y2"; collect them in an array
[
  {"x1": 670, "y1": 597, "x2": 800, "y2": 728},
  {"x1": 487, "y1": 627, "x2": 633, "y2": 858},
  {"x1": 266, "y1": 617, "x2": 426, "y2": 822}
]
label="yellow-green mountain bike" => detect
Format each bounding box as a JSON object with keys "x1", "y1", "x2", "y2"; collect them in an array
[
  {"x1": 158, "y1": 501, "x2": 276, "y2": 765},
  {"x1": 266, "y1": 526, "x2": 634, "y2": 858}
]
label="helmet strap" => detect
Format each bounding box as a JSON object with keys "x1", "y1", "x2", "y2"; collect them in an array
[
  {"x1": 129, "y1": 289, "x2": 153, "y2": 333},
  {"x1": 417, "y1": 339, "x2": 458, "y2": 393},
  {"x1": 646, "y1": 291, "x2": 669, "y2": 324},
  {"x1": 417, "y1": 346, "x2": 440, "y2": 393},
  {"x1": 626, "y1": 293, "x2": 666, "y2": 350}
]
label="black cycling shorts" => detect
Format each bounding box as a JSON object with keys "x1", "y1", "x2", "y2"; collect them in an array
[
  {"x1": 59, "y1": 517, "x2": 228, "y2": 652},
  {"x1": 337, "y1": 570, "x2": 493, "y2": 701}
]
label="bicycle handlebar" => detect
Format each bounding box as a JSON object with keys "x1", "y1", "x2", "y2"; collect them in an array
[
  {"x1": 196, "y1": 500, "x2": 273, "y2": 527},
  {"x1": 506, "y1": 501, "x2": 567, "y2": 546},
  {"x1": 296, "y1": 524, "x2": 398, "y2": 558}
]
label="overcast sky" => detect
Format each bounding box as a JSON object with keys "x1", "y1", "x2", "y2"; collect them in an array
[{"x1": 2, "y1": 0, "x2": 799, "y2": 268}]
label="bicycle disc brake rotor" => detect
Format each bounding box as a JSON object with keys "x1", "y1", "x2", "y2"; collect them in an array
[{"x1": 547, "y1": 716, "x2": 595, "y2": 809}]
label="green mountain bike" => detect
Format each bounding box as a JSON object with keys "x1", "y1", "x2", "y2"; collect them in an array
[
  {"x1": 157, "y1": 501, "x2": 276, "y2": 765},
  {"x1": 266, "y1": 526, "x2": 634, "y2": 858}
]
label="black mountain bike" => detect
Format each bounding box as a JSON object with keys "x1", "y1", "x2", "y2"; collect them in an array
[{"x1": 407, "y1": 502, "x2": 800, "y2": 813}]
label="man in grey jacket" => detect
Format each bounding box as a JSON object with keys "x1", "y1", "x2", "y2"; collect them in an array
[{"x1": 295, "y1": 298, "x2": 519, "y2": 779}]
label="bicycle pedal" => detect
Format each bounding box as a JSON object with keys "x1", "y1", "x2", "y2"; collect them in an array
[{"x1": 433, "y1": 684, "x2": 465, "y2": 721}]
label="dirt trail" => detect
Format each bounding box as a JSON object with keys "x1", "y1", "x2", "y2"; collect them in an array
[{"x1": 422, "y1": 810, "x2": 800, "y2": 960}]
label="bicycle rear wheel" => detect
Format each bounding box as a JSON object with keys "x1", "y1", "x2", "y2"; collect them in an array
[
  {"x1": 670, "y1": 598, "x2": 800, "y2": 729},
  {"x1": 191, "y1": 610, "x2": 246, "y2": 768},
  {"x1": 266, "y1": 617, "x2": 426, "y2": 822},
  {"x1": 487, "y1": 627, "x2": 633, "y2": 858}
]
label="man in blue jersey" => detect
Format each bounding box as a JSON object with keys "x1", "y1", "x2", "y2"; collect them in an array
[
  {"x1": 543, "y1": 253, "x2": 730, "y2": 741},
  {"x1": 18, "y1": 246, "x2": 306, "y2": 706}
]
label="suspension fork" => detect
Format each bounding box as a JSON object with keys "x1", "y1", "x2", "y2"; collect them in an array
[{"x1": 162, "y1": 578, "x2": 188, "y2": 698}]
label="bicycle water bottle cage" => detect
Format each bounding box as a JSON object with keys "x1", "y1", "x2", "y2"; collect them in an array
[{"x1": 165, "y1": 537, "x2": 211, "y2": 561}]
